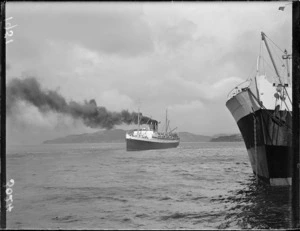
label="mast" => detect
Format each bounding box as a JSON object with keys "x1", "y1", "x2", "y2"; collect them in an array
[
  {"x1": 255, "y1": 55, "x2": 261, "y2": 101},
  {"x1": 165, "y1": 109, "x2": 168, "y2": 133},
  {"x1": 261, "y1": 32, "x2": 292, "y2": 106},
  {"x1": 282, "y1": 49, "x2": 292, "y2": 85},
  {"x1": 167, "y1": 120, "x2": 170, "y2": 133},
  {"x1": 169, "y1": 127, "x2": 177, "y2": 133},
  {"x1": 136, "y1": 99, "x2": 141, "y2": 136},
  {"x1": 261, "y1": 32, "x2": 281, "y2": 78},
  {"x1": 137, "y1": 106, "x2": 140, "y2": 136}
]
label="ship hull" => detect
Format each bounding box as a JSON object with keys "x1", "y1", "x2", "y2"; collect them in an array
[
  {"x1": 226, "y1": 90, "x2": 292, "y2": 186},
  {"x1": 126, "y1": 137, "x2": 179, "y2": 151}
]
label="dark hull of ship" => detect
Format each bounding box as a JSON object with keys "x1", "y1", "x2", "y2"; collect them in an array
[
  {"x1": 238, "y1": 109, "x2": 292, "y2": 185},
  {"x1": 226, "y1": 90, "x2": 292, "y2": 186},
  {"x1": 126, "y1": 138, "x2": 179, "y2": 151}
]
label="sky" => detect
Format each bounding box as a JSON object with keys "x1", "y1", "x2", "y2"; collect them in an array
[{"x1": 6, "y1": 2, "x2": 292, "y2": 145}]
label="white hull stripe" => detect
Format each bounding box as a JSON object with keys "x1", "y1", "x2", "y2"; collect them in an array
[{"x1": 126, "y1": 136, "x2": 179, "y2": 144}]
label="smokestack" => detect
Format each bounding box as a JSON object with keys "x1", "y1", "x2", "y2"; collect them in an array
[{"x1": 7, "y1": 77, "x2": 157, "y2": 129}]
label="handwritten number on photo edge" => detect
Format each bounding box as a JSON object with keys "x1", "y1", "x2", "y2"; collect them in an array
[
  {"x1": 6, "y1": 179, "x2": 15, "y2": 187},
  {"x1": 5, "y1": 23, "x2": 17, "y2": 30},
  {"x1": 5, "y1": 179, "x2": 15, "y2": 212},
  {"x1": 5, "y1": 17, "x2": 13, "y2": 21},
  {"x1": 6, "y1": 204, "x2": 13, "y2": 212},
  {"x1": 5, "y1": 194, "x2": 13, "y2": 203},
  {"x1": 5, "y1": 17, "x2": 17, "y2": 44},
  {"x1": 5, "y1": 30, "x2": 13, "y2": 38},
  {"x1": 6, "y1": 188, "x2": 13, "y2": 195}
]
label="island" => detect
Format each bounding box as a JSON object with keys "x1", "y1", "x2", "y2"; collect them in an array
[
  {"x1": 43, "y1": 129, "x2": 212, "y2": 144},
  {"x1": 210, "y1": 134, "x2": 243, "y2": 142},
  {"x1": 43, "y1": 129, "x2": 243, "y2": 144}
]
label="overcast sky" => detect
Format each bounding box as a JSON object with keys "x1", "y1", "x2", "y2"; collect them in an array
[{"x1": 6, "y1": 2, "x2": 292, "y2": 145}]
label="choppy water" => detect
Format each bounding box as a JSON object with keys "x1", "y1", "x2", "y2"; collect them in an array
[{"x1": 6, "y1": 142, "x2": 292, "y2": 229}]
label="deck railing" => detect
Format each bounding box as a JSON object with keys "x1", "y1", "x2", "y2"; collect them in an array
[{"x1": 227, "y1": 79, "x2": 251, "y2": 100}]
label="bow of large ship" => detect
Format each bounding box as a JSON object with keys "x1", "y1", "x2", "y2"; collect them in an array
[{"x1": 226, "y1": 32, "x2": 292, "y2": 186}]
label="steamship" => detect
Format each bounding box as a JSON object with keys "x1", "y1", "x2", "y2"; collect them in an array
[
  {"x1": 226, "y1": 32, "x2": 292, "y2": 186},
  {"x1": 126, "y1": 110, "x2": 180, "y2": 151}
]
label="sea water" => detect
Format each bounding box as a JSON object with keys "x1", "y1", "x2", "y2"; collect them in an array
[{"x1": 6, "y1": 142, "x2": 292, "y2": 229}]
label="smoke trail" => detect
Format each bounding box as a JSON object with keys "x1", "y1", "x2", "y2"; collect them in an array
[{"x1": 7, "y1": 77, "x2": 157, "y2": 129}]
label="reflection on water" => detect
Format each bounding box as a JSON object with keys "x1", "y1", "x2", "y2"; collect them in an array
[{"x1": 214, "y1": 175, "x2": 291, "y2": 229}]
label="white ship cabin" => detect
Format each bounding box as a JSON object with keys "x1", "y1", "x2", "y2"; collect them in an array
[
  {"x1": 132, "y1": 125, "x2": 154, "y2": 139},
  {"x1": 126, "y1": 116, "x2": 179, "y2": 140},
  {"x1": 127, "y1": 120, "x2": 159, "y2": 139}
]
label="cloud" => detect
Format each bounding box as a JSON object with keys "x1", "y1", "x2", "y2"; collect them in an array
[
  {"x1": 5, "y1": 2, "x2": 291, "y2": 143},
  {"x1": 167, "y1": 99, "x2": 238, "y2": 135},
  {"x1": 169, "y1": 100, "x2": 204, "y2": 112},
  {"x1": 98, "y1": 89, "x2": 134, "y2": 111},
  {"x1": 7, "y1": 2, "x2": 154, "y2": 57},
  {"x1": 157, "y1": 19, "x2": 197, "y2": 50},
  {"x1": 157, "y1": 74, "x2": 244, "y2": 103}
]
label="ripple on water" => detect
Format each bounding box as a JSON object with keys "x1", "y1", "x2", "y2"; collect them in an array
[{"x1": 6, "y1": 142, "x2": 292, "y2": 229}]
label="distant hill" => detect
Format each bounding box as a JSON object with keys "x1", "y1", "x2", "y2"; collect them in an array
[
  {"x1": 210, "y1": 134, "x2": 243, "y2": 142},
  {"x1": 43, "y1": 129, "x2": 126, "y2": 144},
  {"x1": 43, "y1": 130, "x2": 212, "y2": 144},
  {"x1": 177, "y1": 132, "x2": 211, "y2": 142}
]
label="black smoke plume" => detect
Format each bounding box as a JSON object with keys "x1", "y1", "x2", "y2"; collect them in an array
[{"x1": 7, "y1": 77, "x2": 157, "y2": 129}]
